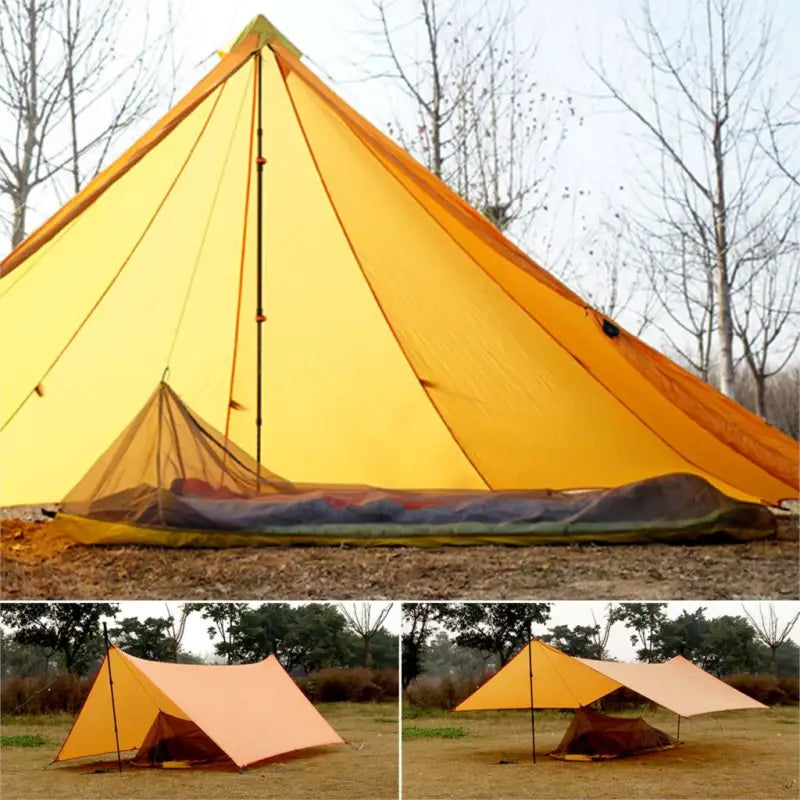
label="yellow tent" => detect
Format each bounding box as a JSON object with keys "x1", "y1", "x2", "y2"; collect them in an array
[
  {"x1": 57, "y1": 647, "x2": 343, "y2": 768},
  {"x1": 1, "y1": 15, "x2": 796, "y2": 545}
]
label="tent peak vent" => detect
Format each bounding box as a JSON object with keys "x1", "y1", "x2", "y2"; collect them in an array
[{"x1": 230, "y1": 14, "x2": 302, "y2": 58}]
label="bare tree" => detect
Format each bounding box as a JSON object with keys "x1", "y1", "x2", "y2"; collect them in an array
[
  {"x1": 742, "y1": 603, "x2": 800, "y2": 674},
  {"x1": 589, "y1": 603, "x2": 621, "y2": 660},
  {"x1": 364, "y1": 0, "x2": 577, "y2": 258},
  {"x1": 339, "y1": 603, "x2": 392, "y2": 667},
  {"x1": 163, "y1": 602, "x2": 193, "y2": 663},
  {"x1": 591, "y1": 0, "x2": 799, "y2": 398},
  {"x1": 0, "y1": 0, "x2": 177, "y2": 249}
]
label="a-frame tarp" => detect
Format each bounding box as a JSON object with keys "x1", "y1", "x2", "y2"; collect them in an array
[
  {"x1": 57, "y1": 647, "x2": 343, "y2": 768},
  {"x1": 1, "y1": 14, "x2": 797, "y2": 521}
]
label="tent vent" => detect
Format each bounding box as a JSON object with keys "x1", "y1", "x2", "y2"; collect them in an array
[{"x1": 601, "y1": 319, "x2": 620, "y2": 339}]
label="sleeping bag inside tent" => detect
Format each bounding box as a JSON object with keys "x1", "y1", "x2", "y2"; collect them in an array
[
  {"x1": 549, "y1": 708, "x2": 676, "y2": 761},
  {"x1": 1, "y1": 15, "x2": 797, "y2": 547}
]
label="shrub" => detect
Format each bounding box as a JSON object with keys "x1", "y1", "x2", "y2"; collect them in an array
[
  {"x1": 1, "y1": 673, "x2": 91, "y2": 717},
  {"x1": 405, "y1": 674, "x2": 490, "y2": 710},
  {"x1": 296, "y1": 667, "x2": 397, "y2": 703},
  {"x1": 723, "y1": 673, "x2": 799, "y2": 706}
]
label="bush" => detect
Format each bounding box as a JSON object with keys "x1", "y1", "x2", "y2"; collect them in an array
[
  {"x1": 723, "y1": 673, "x2": 799, "y2": 706},
  {"x1": 295, "y1": 667, "x2": 397, "y2": 703},
  {"x1": 1, "y1": 673, "x2": 91, "y2": 717},
  {"x1": 405, "y1": 674, "x2": 491, "y2": 710}
]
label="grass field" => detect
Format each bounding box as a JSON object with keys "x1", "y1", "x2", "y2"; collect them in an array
[
  {"x1": 401, "y1": 705, "x2": 799, "y2": 799},
  {"x1": 0, "y1": 702, "x2": 398, "y2": 799}
]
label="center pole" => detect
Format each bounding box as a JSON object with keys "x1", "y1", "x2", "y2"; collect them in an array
[
  {"x1": 254, "y1": 49, "x2": 265, "y2": 487},
  {"x1": 676, "y1": 714, "x2": 681, "y2": 741},
  {"x1": 102, "y1": 623, "x2": 123, "y2": 774},
  {"x1": 528, "y1": 621, "x2": 536, "y2": 764}
]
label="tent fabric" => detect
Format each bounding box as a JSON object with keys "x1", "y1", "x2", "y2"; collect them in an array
[
  {"x1": 56, "y1": 647, "x2": 343, "y2": 768},
  {"x1": 454, "y1": 641, "x2": 622, "y2": 711},
  {"x1": 549, "y1": 707, "x2": 677, "y2": 761},
  {"x1": 1, "y1": 14, "x2": 797, "y2": 533},
  {"x1": 131, "y1": 712, "x2": 228, "y2": 767},
  {"x1": 455, "y1": 642, "x2": 767, "y2": 718},
  {"x1": 576, "y1": 654, "x2": 768, "y2": 718}
]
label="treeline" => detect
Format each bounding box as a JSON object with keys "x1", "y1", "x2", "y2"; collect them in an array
[
  {"x1": 0, "y1": 602, "x2": 398, "y2": 679},
  {"x1": 403, "y1": 603, "x2": 799, "y2": 690},
  {"x1": 1, "y1": 666, "x2": 397, "y2": 717}
]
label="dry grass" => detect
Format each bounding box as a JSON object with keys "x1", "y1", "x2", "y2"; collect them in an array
[
  {"x1": 2, "y1": 518, "x2": 798, "y2": 600},
  {"x1": 401, "y1": 705, "x2": 799, "y2": 799},
  {"x1": 0, "y1": 702, "x2": 398, "y2": 800}
]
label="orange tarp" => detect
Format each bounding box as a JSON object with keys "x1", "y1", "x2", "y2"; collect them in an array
[
  {"x1": 57, "y1": 647, "x2": 343, "y2": 767},
  {"x1": 577, "y1": 654, "x2": 768, "y2": 717},
  {"x1": 454, "y1": 640, "x2": 622, "y2": 711},
  {"x1": 0, "y1": 14, "x2": 797, "y2": 512}
]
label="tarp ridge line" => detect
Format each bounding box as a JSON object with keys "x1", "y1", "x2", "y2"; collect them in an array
[
  {"x1": 0, "y1": 86, "x2": 227, "y2": 436},
  {"x1": 284, "y1": 66, "x2": 769, "y2": 502},
  {"x1": 276, "y1": 53, "x2": 491, "y2": 491}
]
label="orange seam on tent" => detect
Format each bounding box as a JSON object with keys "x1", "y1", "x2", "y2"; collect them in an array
[
  {"x1": 278, "y1": 61, "x2": 491, "y2": 491},
  {"x1": 315, "y1": 105, "x2": 770, "y2": 502},
  {"x1": 0, "y1": 36, "x2": 259, "y2": 278},
  {"x1": 0, "y1": 86, "x2": 227, "y2": 436},
  {"x1": 224, "y1": 54, "x2": 258, "y2": 449}
]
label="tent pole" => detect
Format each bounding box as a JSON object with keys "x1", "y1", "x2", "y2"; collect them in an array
[
  {"x1": 676, "y1": 714, "x2": 681, "y2": 741},
  {"x1": 528, "y1": 622, "x2": 536, "y2": 764},
  {"x1": 254, "y1": 48, "x2": 265, "y2": 485},
  {"x1": 103, "y1": 623, "x2": 123, "y2": 774}
]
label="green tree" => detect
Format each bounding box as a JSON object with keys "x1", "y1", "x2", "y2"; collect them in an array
[
  {"x1": 614, "y1": 603, "x2": 668, "y2": 661},
  {"x1": 185, "y1": 602, "x2": 248, "y2": 664},
  {"x1": 0, "y1": 602, "x2": 118, "y2": 675},
  {"x1": 443, "y1": 603, "x2": 551, "y2": 665},
  {"x1": 218, "y1": 603, "x2": 293, "y2": 665},
  {"x1": 110, "y1": 617, "x2": 176, "y2": 662},
  {"x1": 541, "y1": 624, "x2": 605, "y2": 658},
  {"x1": 421, "y1": 630, "x2": 497, "y2": 678},
  {"x1": 283, "y1": 604, "x2": 349, "y2": 673},
  {"x1": 402, "y1": 603, "x2": 452, "y2": 689}
]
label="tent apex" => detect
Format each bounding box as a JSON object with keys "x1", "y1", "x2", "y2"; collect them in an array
[{"x1": 230, "y1": 14, "x2": 302, "y2": 58}]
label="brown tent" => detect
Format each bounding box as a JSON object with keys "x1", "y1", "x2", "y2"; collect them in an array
[
  {"x1": 130, "y1": 712, "x2": 228, "y2": 767},
  {"x1": 550, "y1": 707, "x2": 677, "y2": 761}
]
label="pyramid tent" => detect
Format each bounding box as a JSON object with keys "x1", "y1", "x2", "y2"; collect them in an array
[
  {"x1": 549, "y1": 707, "x2": 677, "y2": 761},
  {"x1": 56, "y1": 647, "x2": 344, "y2": 768},
  {"x1": 1, "y1": 15, "x2": 797, "y2": 542}
]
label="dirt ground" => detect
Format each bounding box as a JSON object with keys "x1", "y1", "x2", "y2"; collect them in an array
[
  {"x1": 1, "y1": 518, "x2": 797, "y2": 600},
  {"x1": 401, "y1": 706, "x2": 799, "y2": 799},
  {"x1": 0, "y1": 702, "x2": 398, "y2": 800}
]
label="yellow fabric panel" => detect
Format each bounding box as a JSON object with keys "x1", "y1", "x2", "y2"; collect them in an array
[
  {"x1": 455, "y1": 641, "x2": 621, "y2": 711},
  {"x1": 277, "y1": 48, "x2": 797, "y2": 502},
  {"x1": 225, "y1": 49, "x2": 484, "y2": 489},
  {"x1": 577, "y1": 655, "x2": 768, "y2": 717},
  {"x1": 0, "y1": 67, "x2": 253, "y2": 506},
  {"x1": 57, "y1": 649, "x2": 187, "y2": 761},
  {"x1": 283, "y1": 73, "x2": 725, "y2": 492}
]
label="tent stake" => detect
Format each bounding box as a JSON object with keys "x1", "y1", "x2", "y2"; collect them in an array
[
  {"x1": 254, "y1": 48, "x2": 265, "y2": 485},
  {"x1": 103, "y1": 623, "x2": 123, "y2": 774},
  {"x1": 528, "y1": 622, "x2": 536, "y2": 764}
]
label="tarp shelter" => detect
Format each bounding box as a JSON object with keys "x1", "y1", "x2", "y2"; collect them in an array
[
  {"x1": 454, "y1": 640, "x2": 766, "y2": 759},
  {"x1": 549, "y1": 707, "x2": 676, "y2": 761},
  {"x1": 1, "y1": 14, "x2": 797, "y2": 546},
  {"x1": 56, "y1": 647, "x2": 344, "y2": 769}
]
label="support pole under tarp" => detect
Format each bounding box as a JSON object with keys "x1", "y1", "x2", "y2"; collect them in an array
[
  {"x1": 103, "y1": 623, "x2": 123, "y2": 774},
  {"x1": 676, "y1": 714, "x2": 681, "y2": 741},
  {"x1": 528, "y1": 624, "x2": 536, "y2": 764},
  {"x1": 254, "y1": 48, "x2": 265, "y2": 485}
]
